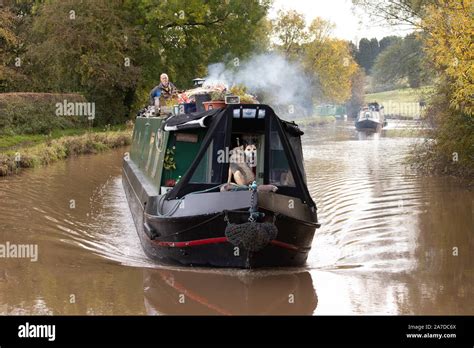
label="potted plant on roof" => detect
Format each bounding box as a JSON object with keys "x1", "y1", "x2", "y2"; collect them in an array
[
  {"x1": 161, "y1": 95, "x2": 180, "y2": 116},
  {"x1": 230, "y1": 85, "x2": 258, "y2": 104},
  {"x1": 203, "y1": 90, "x2": 227, "y2": 111}
]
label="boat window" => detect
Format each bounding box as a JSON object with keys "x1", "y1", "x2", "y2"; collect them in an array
[
  {"x1": 190, "y1": 140, "x2": 218, "y2": 183},
  {"x1": 255, "y1": 135, "x2": 265, "y2": 184},
  {"x1": 189, "y1": 125, "x2": 227, "y2": 184},
  {"x1": 285, "y1": 132, "x2": 306, "y2": 184},
  {"x1": 269, "y1": 128, "x2": 296, "y2": 187},
  {"x1": 227, "y1": 133, "x2": 264, "y2": 185}
]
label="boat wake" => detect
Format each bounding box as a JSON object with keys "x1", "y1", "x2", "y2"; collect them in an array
[
  {"x1": 304, "y1": 136, "x2": 425, "y2": 273},
  {"x1": 38, "y1": 137, "x2": 426, "y2": 275}
]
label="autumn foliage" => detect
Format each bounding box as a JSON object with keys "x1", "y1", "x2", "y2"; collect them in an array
[{"x1": 423, "y1": 0, "x2": 473, "y2": 116}]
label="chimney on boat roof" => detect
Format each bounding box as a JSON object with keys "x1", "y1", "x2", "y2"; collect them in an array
[{"x1": 193, "y1": 78, "x2": 205, "y2": 87}]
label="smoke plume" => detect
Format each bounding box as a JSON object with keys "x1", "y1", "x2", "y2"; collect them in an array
[{"x1": 204, "y1": 53, "x2": 313, "y2": 116}]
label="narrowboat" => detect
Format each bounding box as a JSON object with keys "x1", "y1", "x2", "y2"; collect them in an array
[
  {"x1": 355, "y1": 102, "x2": 385, "y2": 131},
  {"x1": 122, "y1": 102, "x2": 320, "y2": 268}
]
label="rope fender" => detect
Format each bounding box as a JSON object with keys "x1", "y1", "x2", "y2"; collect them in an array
[{"x1": 224, "y1": 181, "x2": 279, "y2": 252}]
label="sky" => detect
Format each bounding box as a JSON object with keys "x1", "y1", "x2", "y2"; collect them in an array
[{"x1": 269, "y1": 0, "x2": 413, "y2": 43}]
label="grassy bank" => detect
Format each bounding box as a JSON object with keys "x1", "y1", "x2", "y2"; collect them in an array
[
  {"x1": 296, "y1": 116, "x2": 337, "y2": 128},
  {"x1": 365, "y1": 87, "x2": 434, "y2": 118},
  {"x1": 0, "y1": 125, "x2": 127, "y2": 150},
  {"x1": 0, "y1": 129, "x2": 131, "y2": 176}
]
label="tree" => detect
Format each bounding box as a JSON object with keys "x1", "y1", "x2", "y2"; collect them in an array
[
  {"x1": 308, "y1": 17, "x2": 335, "y2": 44},
  {"x1": 356, "y1": 38, "x2": 371, "y2": 72},
  {"x1": 354, "y1": 0, "x2": 472, "y2": 115},
  {"x1": 24, "y1": 0, "x2": 143, "y2": 124},
  {"x1": 18, "y1": 0, "x2": 271, "y2": 123},
  {"x1": 354, "y1": 0, "x2": 473, "y2": 179},
  {"x1": 0, "y1": 7, "x2": 26, "y2": 92},
  {"x1": 368, "y1": 38, "x2": 380, "y2": 65},
  {"x1": 125, "y1": 0, "x2": 270, "y2": 111},
  {"x1": 347, "y1": 41, "x2": 358, "y2": 59},
  {"x1": 304, "y1": 35, "x2": 359, "y2": 103},
  {"x1": 345, "y1": 67, "x2": 366, "y2": 117},
  {"x1": 355, "y1": 37, "x2": 380, "y2": 72},
  {"x1": 354, "y1": 35, "x2": 403, "y2": 73},
  {"x1": 271, "y1": 11, "x2": 359, "y2": 104},
  {"x1": 379, "y1": 35, "x2": 401, "y2": 51},
  {"x1": 291, "y1": 16, "x2": 359, "y2": 104},
  {"x1": 272, "y1": 10, "x2": 309, "y2": 59},
  {"x1": 372, "y1": 33, "x2": 431, "y2": 88},
  {"x1": 351, "y1": 0, "x2": 435, "y2": 28},
  {"x1": 422, "y1": 0, "x2": 473, "y2": 115}
]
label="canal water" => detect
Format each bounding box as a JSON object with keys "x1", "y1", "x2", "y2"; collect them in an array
[{"x1": 0, "y1": 120, "x2": 472, "y2": 315}]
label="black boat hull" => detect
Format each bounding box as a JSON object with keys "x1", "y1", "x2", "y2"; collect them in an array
[
  {"x1": 355, "y1": 119, "x2": 382, "y2": 131},
  {"x1": 122, "y1": 158, "x2": 317, "y2": 269},
  {"x1": 141, "y1": 213, "x2": 315, "y2": 268}
]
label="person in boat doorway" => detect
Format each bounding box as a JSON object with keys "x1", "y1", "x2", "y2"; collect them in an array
[{"x1": 149, "y1": 73, "x2": 177, "y2": 105}]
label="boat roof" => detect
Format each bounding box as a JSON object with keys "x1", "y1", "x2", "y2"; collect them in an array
[
  {"x1": 164, "y1": 104, "x2": 314, "y2": 207},
  {"x1": 162, "y1": 104, "x2": 304, "y2": 136},
  {"x1": 163, "y1": 107, "x2": 221, "y2": 131}
]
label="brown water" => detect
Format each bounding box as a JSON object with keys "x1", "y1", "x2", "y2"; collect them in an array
[{"x1": 0, "y1": 120, "x2": 472, "y2": 315}]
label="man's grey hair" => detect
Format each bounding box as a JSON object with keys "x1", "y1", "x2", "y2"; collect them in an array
[{"x1": 160, "y1": 73, "x2": 169, "y2": 79}]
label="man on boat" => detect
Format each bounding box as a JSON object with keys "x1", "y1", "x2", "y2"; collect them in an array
[{"x1": 149, "y1": 73, "x2": 177, "y2": 104}]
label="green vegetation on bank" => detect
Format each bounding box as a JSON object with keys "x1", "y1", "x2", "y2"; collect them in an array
[
  {"x1": 0, "y1": 126, "x2": 127, "y2": 150},
  {"x1": 354, "y1": 0, "x2": 473, "y2": 182},
  {"x1": 365, "y1": 87, "x2": 434, "y2": 118},
  {"x1": 0, "y1": 1, "x2": 271, "y2": 125},
  {"x1": 409, "y1": 87, "x2": 474, "y2": 185},
  {"x1": 0, "y1": 93, "x2": 89, "y2": 135},
  {"x1": 366, "y1": 87, "x2": 433, "y2": 105},
  {"x1": 371, "y1": 33, "x2": 432, "y2": 90},
  {"x1": 297, "y1": 116, "x2": 337, "y2": 128},
  {"x1": 0, "y1": 0, "x2": 470, "y2": 183},
  {"x1": 0, "y1": 92, "x2": 131, "y2": 176},
  {"x1": 0, "y1": 130, "x2": 131, "y2": 176}
]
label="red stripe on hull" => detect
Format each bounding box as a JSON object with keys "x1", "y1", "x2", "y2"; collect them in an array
[
  {"x1": 269, "y1": 240, "x2": 300, "y2": 251},
  {"x1": 150, "y1": 235, "x2": 301, "y2": 251},
  {"x1": 151, "y1": 237, "x2": 228, "y2": 248}
]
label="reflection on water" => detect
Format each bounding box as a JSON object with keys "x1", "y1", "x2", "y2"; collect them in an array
[
  {"x1": 0, "y1": 119, "x2": 472, "y2": 314},
  {"x1": 356, "y1": 129, "x2": 381, "y2": 141},
  {"x1": 304, "y1": 121, "x2": 473, "y2": 314},
  {"x1": 143, "y1": 268, "x2": 317, "y2": 315}
]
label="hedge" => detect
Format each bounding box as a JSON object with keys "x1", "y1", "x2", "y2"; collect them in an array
[{"x1": 0, "y1": 92, "x2": 89, "y2": 135}]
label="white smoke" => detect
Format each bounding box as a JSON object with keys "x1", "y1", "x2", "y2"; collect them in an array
[{"x1": 204, "y1": 53, "x2": 313, "y2": 116}]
